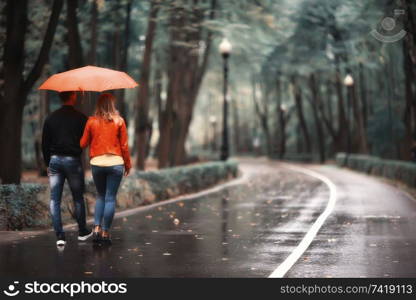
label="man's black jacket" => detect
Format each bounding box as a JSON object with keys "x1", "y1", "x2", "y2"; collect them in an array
[{"x1": 41, "y1": 105, "x2": 87, "y2": 166}]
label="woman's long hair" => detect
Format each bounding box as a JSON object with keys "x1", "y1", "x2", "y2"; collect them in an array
[{"x1": 95, "y1": 93, "x2": 120, "y2": 122}]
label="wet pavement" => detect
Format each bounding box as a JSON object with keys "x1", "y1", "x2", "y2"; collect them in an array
[
  {"x1": 0, "y1": 159, "x2": 415, "y2": 278},
  {"x1": 287, "y1": 164, "x2": 416, "y2": 278}
]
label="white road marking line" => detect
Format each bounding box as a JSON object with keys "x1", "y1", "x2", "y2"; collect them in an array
[{"x1": 268, "y1": 164, "x2": 338, "y2": 278}]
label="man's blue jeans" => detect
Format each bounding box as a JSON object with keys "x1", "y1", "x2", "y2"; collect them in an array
[
  {"x1": 48, "y1": 155, "x2": 87, "y2": 236},
  {"x1": 91, "y1": 165, "x2": 124, "y2": 231}
]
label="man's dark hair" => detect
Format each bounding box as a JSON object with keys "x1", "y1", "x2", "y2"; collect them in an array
[{"x1": 59, "y1": 91, "x2": 76, "y2": 103}]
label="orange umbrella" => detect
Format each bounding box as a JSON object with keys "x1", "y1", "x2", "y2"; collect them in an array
[{"x1": 38, "y1": 65, "x2": 138, "y2": 92}]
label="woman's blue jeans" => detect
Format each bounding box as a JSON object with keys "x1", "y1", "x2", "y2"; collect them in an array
[{"x1": 91, "y1": 165, "x2": 124, "y2": 231}]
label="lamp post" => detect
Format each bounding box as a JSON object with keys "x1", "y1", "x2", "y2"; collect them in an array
[
  {"x1": 344, "y1": 73, "x2": 354, "y2": 165},
  {"x1": 219, "y1": 38, "x2": 232, "y2": 161}
]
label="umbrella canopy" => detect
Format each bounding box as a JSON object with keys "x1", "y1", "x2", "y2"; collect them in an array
[{"x1": 38, "y1": 65, "x2": 138, "y2": 92}]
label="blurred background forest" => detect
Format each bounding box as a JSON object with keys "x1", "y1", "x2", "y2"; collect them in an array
[{"x1": 1, "y1": 0, "x2": 416, "y2": 184}]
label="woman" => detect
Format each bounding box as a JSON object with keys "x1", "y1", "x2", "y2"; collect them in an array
[{"x1": 80, "y1": 93, "x2": 131, "y2": 245}]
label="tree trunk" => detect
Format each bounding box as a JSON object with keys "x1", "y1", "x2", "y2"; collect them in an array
[
  {"x1": 309, "y1": 74, "x2": 325, "y2": 163},
  {"x1": 135, "y1": 0, "x2": 159, "y2": 170},
  {"x1": 85, "y1": 0, "x2": 98, "y2": 116},
  {"x1": 275, "y1": 78, "x2": 284, "y2": 158},
  {"x1": 334, "y1": 68, "x2": 348, "y2": 152},
  {"x1": 35, "y1": 88, "x2": 50, "y2": 177},
  {"x1": 358, "y1": 63, "x2": 368, "y2": 129},
  {"x1": 116, "y1": 0, "x2": 133, "y2": 123},
  {"x1": 316, "y1": 79, "x2": 338, "y2": 157},
  {"x1": 252, "y1": 79, "x2": 272, "y2": 156},
  {"x1": 158, "y1": 1, "x2": 186, "y2": 168},
  {"x1": 88, "y1": 0, "x2": 98, "y2": 65},
  {"x1": 292, "y1": 76, "x2": 312, "y2": 154},
  {"x1": 66, "y1": 0, "x2": 84, "y2": 68},
  {"x1": 0, "y1": 96, "x2": 25, "y2": 184},
  {"x1": 170, "y1": 0, "x2": 217, "y2": 166},
  {"x1": 349, "y1": 76, "x2": 368, "y2": 155},
  {"x1": 0, "y1": 0, "x2": 62, "y2": 184},
  {"x1": 403, "y1": 0, "x2": 416, "y2": 140},
  {"x1": 402, "y1": 41, "x2": 414, "y2": 159},
  {"x1": 326, "y1": 80, "x2": 334, "y2": 127}
]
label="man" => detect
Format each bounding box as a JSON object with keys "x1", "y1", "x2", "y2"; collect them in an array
[{"x1": 42, "y1": 91, "x2": 92, "y2": 246}]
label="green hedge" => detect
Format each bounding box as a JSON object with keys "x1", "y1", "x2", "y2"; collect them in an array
[
  {"x1": 134, "y1": 160, "x2": 238, "y2": 198},
  {"x1": 336, "y1": 153, "x2": 416, "y2": 187},
  {"x1": 0, "y1": 184, "x2": 49, "y2": 230},
  {"x1": 0, "y1": 160, "x2": 239, "y2": 230}
]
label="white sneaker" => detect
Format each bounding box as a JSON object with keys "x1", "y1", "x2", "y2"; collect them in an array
[
  {"x1": 56, "y1": 233, "x2": 66, "y2": 247},
  {"x1": 78, "y1": 230, "x2": 93, "y2": 241},
  {"x1": 56, "y1": 239, "x2": 66, "y2": 246}
]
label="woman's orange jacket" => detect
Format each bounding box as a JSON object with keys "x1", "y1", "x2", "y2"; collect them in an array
[{"x1": 80, "y1": 116, "x2": 131, "y2": 170}]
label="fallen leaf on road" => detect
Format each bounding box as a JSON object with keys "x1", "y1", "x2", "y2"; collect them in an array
[
  {"x1": 145, "y1": 215, "x2": 152, "y2": 219},
  {"x1": 127, "y1": 248, "x2": 139, "y2": 252},
  {"x1": 173, "y1": 218, "x2": 180, "y2": 225},
  {"x1": 163, "y1": 253, "x2": 172, "y2": 256}
]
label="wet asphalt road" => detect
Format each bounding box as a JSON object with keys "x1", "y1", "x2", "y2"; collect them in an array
[{"x1": 0, "y1": 158, "x2": 415, "y2": 278}]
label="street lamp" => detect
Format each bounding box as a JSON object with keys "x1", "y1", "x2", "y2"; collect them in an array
[
  {"x1": 344, "y1": 73, "x2": 354, "y2": 166},
  {"x1": 219, "y1": 38, "x2": 232, "y2": 161},
  {"x1": 344, "y1": 74, "x2": 354, "y2": 87}
]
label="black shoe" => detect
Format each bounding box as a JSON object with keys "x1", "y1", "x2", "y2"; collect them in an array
[
  {"x1": 101, "y1": 235, "x2": 112, "y2": 246},
  {"x1": 56, "y1": 232, "x2": 66, "y2": 247},
  {"x1": 78, "y1": 229, "x2": 93, "y2": 241},
  {"x1": 92, "y1": 225, "x2": 102, "y2": 244},
  {"x1": 92, "y1": 231, "x2": 101, "y2": 244}
]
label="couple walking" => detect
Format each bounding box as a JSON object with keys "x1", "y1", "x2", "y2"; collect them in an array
[{"x1": 42, "y1": 91, "x2": 131, "y2": 247}]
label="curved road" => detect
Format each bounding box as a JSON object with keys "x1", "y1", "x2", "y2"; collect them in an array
[{"x1": 0, "y1": 158, "x2": 415, "y2": 278}]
